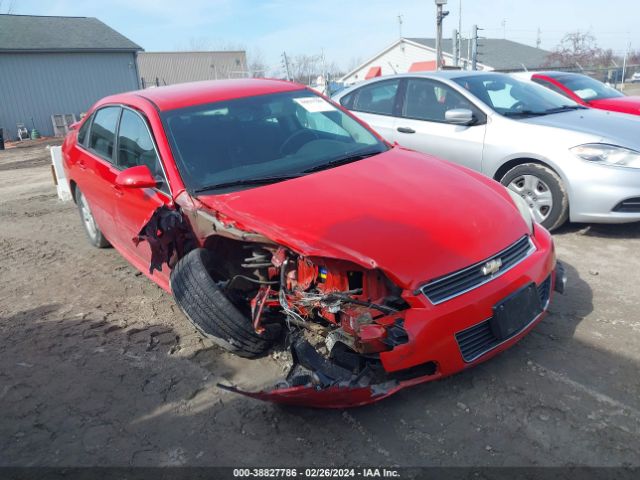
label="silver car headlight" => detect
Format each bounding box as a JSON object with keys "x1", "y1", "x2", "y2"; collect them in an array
[
  {"x1": 507, "y1": 188, "x2": 534, "y2": 234},
  {"x1": 571, "y1": 143, "x2": 640, "y2": 168}
]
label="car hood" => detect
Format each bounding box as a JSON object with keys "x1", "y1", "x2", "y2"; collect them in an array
[
  {"x1": 196, "y1": 147, "x2": 528, "y2": 290},
  {"x1": 520, "y1": 108, "x2": 640, "y2": 147},
  {"x1": 588, "y1": 96, "x2": 640, "y2": 115}
]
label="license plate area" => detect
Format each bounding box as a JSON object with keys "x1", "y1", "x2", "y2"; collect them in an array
[{"x1": 491, "y1": 283, "x2": 542, "y2": 340}]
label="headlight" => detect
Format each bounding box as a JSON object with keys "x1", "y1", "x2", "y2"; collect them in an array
[
  {"x1": 571, "y1": 143, "x2": 640, "y2": 169},
  {"x1": 506, "y1": 188, "x2": 534, "y2": 233}
]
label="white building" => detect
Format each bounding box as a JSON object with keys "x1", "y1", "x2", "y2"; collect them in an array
[{"x1": 341, "y1": 37, "x2": 552, "y2": 85}]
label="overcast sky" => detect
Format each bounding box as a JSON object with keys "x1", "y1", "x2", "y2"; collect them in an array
[{"x1": 7, "y1": 0, "x2": 640, "y2": 72}]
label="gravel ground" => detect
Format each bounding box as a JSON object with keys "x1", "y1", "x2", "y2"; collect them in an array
[{"x1": 0, "y1": 142, "x2": 639, "y2": 467}]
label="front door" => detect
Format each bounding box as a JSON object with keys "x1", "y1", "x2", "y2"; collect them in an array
[
  {"x1": 112, "y1": 108, "x2": 172, "y2": 279},
  {"x1": 394, "y1": 78, "x2": 487, "y2": 172}
]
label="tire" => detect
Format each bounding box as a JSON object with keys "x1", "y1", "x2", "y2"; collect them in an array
[
  {"x1": 500, "y1": 163, "x2": 569, "y2": 231},
  {"x1": 75, "y1": 187, "x2": 110, "y2": 248},
  {"x1": 170, "y1": 248, "x2": 280, "y2": 358}
]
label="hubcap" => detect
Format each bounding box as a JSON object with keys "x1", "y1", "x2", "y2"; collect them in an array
[
  {"x1": 79, "y1": 193, "x2": 98, "y2": 239},
  {"x1": 507, "y1": 174, "x2": 553, "y2": 223}
]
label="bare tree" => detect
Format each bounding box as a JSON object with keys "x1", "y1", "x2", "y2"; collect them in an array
[
  {"x1": 0, "y1": 0, "x2": 16, "y2": 13},
  {"x1": 247, "y1": 48, "x2": 268, "y2": 78},
  {"x1": 628, "y1": 49, "x2": 640, "y2": 65},
  {"x1": 546, "y1": 30, "x2": 609, "y2": 68}
]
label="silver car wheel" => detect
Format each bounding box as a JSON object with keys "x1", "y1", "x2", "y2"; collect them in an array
[
  {"x1": 79, "y1": 192, "x2": 98, "y2": 240},
  {"x1": 508, "y1": 174, "x2": 553, "y2": 223}
]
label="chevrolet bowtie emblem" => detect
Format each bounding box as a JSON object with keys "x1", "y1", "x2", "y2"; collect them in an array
[{"x1": 481, "y1": 258, "x2": 502, "y2": 276}]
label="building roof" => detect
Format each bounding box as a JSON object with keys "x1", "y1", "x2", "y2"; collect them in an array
[
  {"x1": 137, "y1": 51, "x2": 248, "y2": 87},
  {"x1": 406, "y1": 38, "x2": 552, "y2": 71},
  {"x1": 0, "y1": 14, "x2": 142, "y2": 52}
]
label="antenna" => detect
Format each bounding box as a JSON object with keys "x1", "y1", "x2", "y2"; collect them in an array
[
  {"x1": 398, "y1": 14, "x2": 403, "y2": 38},
  {"x1": 501, "y1": 19, "x2": 506, "y2": 39},
  {"x1": 536, "y1": 27, "x2": 542, "y2": 49}
]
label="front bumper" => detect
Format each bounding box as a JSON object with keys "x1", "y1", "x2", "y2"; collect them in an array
[
  {"x1": 223, "y1": 225, "x2": 558, "y2": 408},
  {"x1": 567, "y1": 159, "x2": 640, "y2": 223},
  {"x1": 379, "y1": 223, "x2": 556, "y2": 377}
]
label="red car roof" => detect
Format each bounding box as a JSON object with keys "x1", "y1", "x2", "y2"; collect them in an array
[{"x1": 116, "y1": 78, "x2": 307, "y2": 111}]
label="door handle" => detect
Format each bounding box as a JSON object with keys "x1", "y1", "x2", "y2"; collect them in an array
[
  {"x1": 78, "y1": 160, "x2": 87, "y2": 170},
  {"x1": 112, "y1": 184, "x2": 124, "y2": 197},
  {"x1": 397, "y1": 127, "x2": 416, "y2": 134}
]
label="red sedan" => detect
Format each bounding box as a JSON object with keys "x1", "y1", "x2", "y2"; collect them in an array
[
  {"x1": 527, "y1": 71, "x2": 640, "y2": 115},
  {"x1": 62, "y1": 79, "x2": 564, "y2": 408}
]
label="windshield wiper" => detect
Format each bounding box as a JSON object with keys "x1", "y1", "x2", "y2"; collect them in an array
[
  {"x1": 542, "y1": 105, "x2": 587, "y2": 114},
  {"x1": 194, "y1": 174, "x2": 303, "y2": 193},
  {"x1": 503, "y1": 110, "x2": 549, "y2": 118},
  {"x1": 302, "y1": 151, "x2": 380, "y2": 174}
]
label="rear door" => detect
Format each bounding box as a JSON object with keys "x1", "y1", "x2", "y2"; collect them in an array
[
  {"x1": 338, "y1": 78, "x2": 402, "y2": 143},
  {"x1": 113, "y1": 107, "x2": 172, "y2": 272},
  {"x1": 80, "y1": 106, "x2": 122, "y2": 239},
  {"x1": 394, "y1": 78, "x2": 487, "y2": 172}
]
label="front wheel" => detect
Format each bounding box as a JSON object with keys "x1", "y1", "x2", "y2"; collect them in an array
[
  {"x1": 75, "y1": 187, "x2": 110, "y2": 248},
  {"x1": 500, "y1": 163, "x2": 569, "y2": 231}
]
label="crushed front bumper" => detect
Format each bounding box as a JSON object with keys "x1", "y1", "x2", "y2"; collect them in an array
[{"x1": 221, "y1": 225, "x2": 559, "y2": 408}]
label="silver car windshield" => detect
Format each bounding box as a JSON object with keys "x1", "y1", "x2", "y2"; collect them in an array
[{"x1": 453, "y1": 74, "x2": 584, "y2": 118}]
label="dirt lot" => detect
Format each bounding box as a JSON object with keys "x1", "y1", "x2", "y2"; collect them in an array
[{"x1": 1, "y1": 142, "x2": 639, "y2": 467}]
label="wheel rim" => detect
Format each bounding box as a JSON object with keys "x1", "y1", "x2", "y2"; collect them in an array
[
  {"x1": 507, "y1": 174, "x2": 553, "y2": 223},
  {"x1": 79, "y1": 193, "x2": 98, "y2": 240}
]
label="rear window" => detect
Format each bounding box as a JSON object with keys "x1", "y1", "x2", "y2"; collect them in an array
[{"x1": 89, "y1": 107, "x2": 121, "y2": 161}]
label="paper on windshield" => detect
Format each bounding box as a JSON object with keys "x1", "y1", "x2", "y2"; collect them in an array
[{"x1": 294, "y1": 97, "x2": 337, "y2": 113}]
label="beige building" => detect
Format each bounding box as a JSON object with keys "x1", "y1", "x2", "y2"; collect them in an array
[{"x1": 137, "y1": 51, "x2": 248, "y2": 88}]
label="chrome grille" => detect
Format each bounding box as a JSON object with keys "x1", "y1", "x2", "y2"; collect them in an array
[{"x1": 420, "y1": 236, "x2": 535, "y2": 304}]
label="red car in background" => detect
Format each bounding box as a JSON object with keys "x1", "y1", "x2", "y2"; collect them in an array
[
  {"x1": 62, "y1": 79, "x2": 564, "y2": 407},
  {"x1": 524, "y1": 71, "x2": 640, "y2": 116}
]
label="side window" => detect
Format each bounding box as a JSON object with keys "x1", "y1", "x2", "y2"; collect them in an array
[
  {"x1": 77, "y1": 115, "x2": 92, "y2": 146},
  {"x1": 353, "y1": 80, "x2": 400, "y2": 116},
  {"x1": 403, "y1": 79, "x2": 477, "y2": 123},
  {"x1": 88, "y1": 107, "x2": 121, "y2": 161},
  {"x1": 117, "y1": 109, "x2": 169, "y2": 194},
  {"x1": 532, "y1": 78, "x2": 572, "y2": 99},
  {"x1": 339, "y1": 91, "x2": 356, "y2": 109}
]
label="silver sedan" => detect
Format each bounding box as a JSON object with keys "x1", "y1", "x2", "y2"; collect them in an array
[{"x1": 333, "y1": 71, "x2": 640, "y2": 230}]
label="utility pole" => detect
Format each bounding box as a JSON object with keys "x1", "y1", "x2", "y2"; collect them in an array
[
  {"x1": 622, "y1": 41, "x2": 631, "y2": 87},
  {"x1": 452, "y1": 29, "x2": 459, "y2": 67},
  {"x1": 458, "y1": 0, "x2": 462, "y2": 64},
  {"x1": 471, "y1": 24, "x2": 481, "y2": 70},
  {"x1": 281, "y1": 51, "x2": 291, "y2": 81},
  {"x1": 435, "y1": 0, "x2": 449, "y2": 70}
]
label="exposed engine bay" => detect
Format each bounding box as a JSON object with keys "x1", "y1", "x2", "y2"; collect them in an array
[{"x1": 137, "y1": 204, "x2": 438, "y2": 407}]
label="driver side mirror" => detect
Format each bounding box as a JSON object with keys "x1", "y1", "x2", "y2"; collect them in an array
[
  {"x1": 445, "y1": 108, "x2": 475, "y2": 125},
  {"x1": 115, "y1": 165, "x2": 158, "y2": 189}
]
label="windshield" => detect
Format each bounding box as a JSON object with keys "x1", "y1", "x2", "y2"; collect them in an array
[
  {"x1": 161, "y1": 90, "x2": 387, "y2": 193},
  {"x1": 453, "y1": 74, "x2": 582, "y2": 118},
  {"x1": 552, "y1": 74, "x2": 624, "y2": 101}
]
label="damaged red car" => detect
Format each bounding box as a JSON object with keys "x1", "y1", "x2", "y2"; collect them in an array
[{"x1": 62, "y1": 79, "x2": 565, "y2": 408}]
